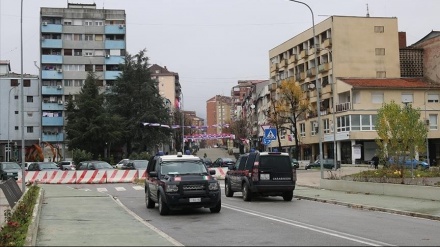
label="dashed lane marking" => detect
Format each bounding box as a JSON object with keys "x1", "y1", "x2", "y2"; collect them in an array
[
  {"x1": 97, "y1": 188, "x2": 108, "y2": 192},
  {"x1": 115, "y1": 187, "x2": 126, "y2": 191},
  {"x1": 133, "y1": 185, "x2": 144, "y2": 190}
]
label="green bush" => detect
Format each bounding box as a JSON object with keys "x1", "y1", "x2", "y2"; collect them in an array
[
  {"x1": 128, "y1": 151, "x2": 151, "y2": 161},
  {"x1": 72, "y1": 149, "x2": 93, "y2": 168},
  {"x1": 0, "y1": 185, "x2": 40, "y2": 246}
]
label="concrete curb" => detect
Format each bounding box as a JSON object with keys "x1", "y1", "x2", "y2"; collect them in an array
[
  {"x1": 25, "y1": 187, "x2": 44, "y2": 246},
  {"x1": 294, "y1": 195, "x2": 440, "y2": 222}
]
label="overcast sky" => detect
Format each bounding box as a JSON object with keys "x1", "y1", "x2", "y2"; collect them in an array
[{"x1": 1, "y1": 0, "x2": 438, "y2": 120}]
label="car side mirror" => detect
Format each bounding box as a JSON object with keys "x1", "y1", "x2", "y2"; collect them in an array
[
  {"x1": 293, "y1": 164, "x2": 299, "y2": 169},
  {"x1": 209, "y1": 169, "x2": 216, "y2": 175},
  {"x1": 227, "y1": 165, "x2": 235, "y2": 170},
  {"x1": 149, "y1": 171, "x2": 158, "y2": 178}
]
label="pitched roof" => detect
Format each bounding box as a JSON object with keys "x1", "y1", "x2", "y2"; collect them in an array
[
  {"x1": 410, "y1": 30, "x2": 440, "y2": 47},
  {"x1": 340, "y1": 78, "x2": 440, "y2": 89},
  {"x1": 148, "y1": 64, "x2": 178, "y2": 77}
]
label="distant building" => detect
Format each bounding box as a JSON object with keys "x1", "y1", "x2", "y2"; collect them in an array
[
  {"x1": 40, "y1": 3, "x2": 126, "y2": 156},
  {"x1": 206, "y1": 95, "x2": 232, "y2": 147},
  {"x1": 149, "y1": 64, "x2": 181, "y2": 111},
  {"x1": 0, "y1": 61, "x2": 40, "y2": 161}
]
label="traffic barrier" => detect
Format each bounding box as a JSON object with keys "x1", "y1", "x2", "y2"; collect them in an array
[
  {"x1": 106, "y1": 170, "x2": 138, "y2": 183},
  {"x1": 46, "y1": 170, "x2": 77, "y2": 184},
  {"x1": 138, "y1": 170, "x2": 147, "y2": 179},
  {"x1": 76, "y1": 170, "x2": 107, "y2": 184},
  {"x1": 208, "y1": 167, "x2": 228, "y2": 180},
  {"x1": 25, "y1": 171, "x2": 47, "y2": 183}
]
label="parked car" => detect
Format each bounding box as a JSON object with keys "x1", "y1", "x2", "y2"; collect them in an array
[
  {"x1": 291, "y1": 158, "x2": 300, "y2": 169},
  {"x1": 115, "y1": 159, "x2": 129, "y2": 169},
  {"x1": 57, "y1": 161, "x2": 76, "y2": 170},
  {"x1": 201, "y1": 158, "x2": 213, "y2": 167},
  {"x1": 225, "y1": 151, "x2": 296, "y2": 201},
  {"x1": 387, "y1": 157, "x2": 430, "y2": 169},
  {"x1": 27, "y1": 162, "x2": 60, "y2": 171},
  {"x1": 77, "y1": 161, "x2": 114, "y2": 170},
  {"x1": 305, "y1": 159, "x2": 335, "y2": 170},
  {"x1": 144, "y1": 152, "x2": 221, "y2": 215},
  {"x1": 122, "y1": 160, "x2": 148, "y2": 170},
  {"x1": 212, "y1": 157, "x2": 235, "y2": 167},
  {"x1": 0, "y1": 162, "x2": 21, "y2": 180}
]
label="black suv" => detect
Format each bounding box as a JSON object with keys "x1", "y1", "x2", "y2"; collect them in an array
[
  {"x1": 225, "y1": 151, "x2": 297, "y2": 201},
  {"x1": 144, "y1": 152, "x2": 221, "y2": 215}
]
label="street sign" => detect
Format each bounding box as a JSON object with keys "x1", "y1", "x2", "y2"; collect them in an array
[
  {"x1": 264, "y1": 128, "x2": 277, "y2": 140},
  {"x1": 262, "y1": 138, "x2": 271, "y2": 145}
]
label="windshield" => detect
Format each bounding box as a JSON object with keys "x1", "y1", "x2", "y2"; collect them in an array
[
  {"x1": 161, "y1": 161, "x2": 208, "y2": 175},
  {"x1": 40, "y1": 162, "x2": 59, "y2": 169},
  {"x1": 95, "y1": 162, "x2": 113, "y2": 169},
  {"x1": 133, "y1": 160, "x2": 148, "y2": 168},
  {"x1": 2, "y1": 162, "x2": 21, "y2": 169},
  {"x1": 223, "y1": 158, "x2": 234, "y2": 162}
]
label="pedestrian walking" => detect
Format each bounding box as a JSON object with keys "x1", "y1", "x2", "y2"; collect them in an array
[{"x1": 372, "y1": 155, "x2": 379, "y2": 169}]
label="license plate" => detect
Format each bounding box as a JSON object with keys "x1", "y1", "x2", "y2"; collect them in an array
[
  {"x1": 260, "y1": 174, "x2": 270, "y2": 180},
  {"x1": 189, "y1": 198, "x2": 201, "y2": 203}
]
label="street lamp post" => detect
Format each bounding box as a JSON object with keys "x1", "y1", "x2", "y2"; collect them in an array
[
  {"x1": 181, "y1": 91, "x2": 184, "y2": 152},
  {"x1": 21, "y1": 0, "x2": 26, "y2": 192},
  {"x1": 289, "y1": 0, "x2": 324, "y2": 178}
]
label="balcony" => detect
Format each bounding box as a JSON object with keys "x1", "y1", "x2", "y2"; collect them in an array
[
  {"x1": 318, "y1": 63, "x2": 330, "y2": 73},
  {"x1": 42, "y1": 102, "x2": 65, "y2": 111},
  {"x1": 42, "y1": 132, "x2": 64, "y2": 142},
  {"x1": 104, "y1": 40, "x2": 125, "y2": 49},
  {"x1": 104, "y1": 55, "x2": 124, "y2": 65},
  {"x1": 41, "y1": 23, "x2": 62, "y2": 33},
  {"x1": 300, "y1": 49, "x2": 309, "y2": 59},
  {"x1": 41, "y1": 39, "x2": 62, "y2": 48},
  {"x1": 336, "y1": 102, "x2": 351, "y2": 112},
  {"x1": 42, "y1": 55, "x2": 63, "y2": 64},
  {"x1": 105, "y1": 25, "x2": 126, "y2": 34},
  {"x1": 279, "y1": 59, "x2": 287, "y2": 68},
  {"x1": 300, "y1": 72, "x2": 306, "y2": 80},
  {"x1": 306, "y1": 67, "x2": 317, "y2": 77},
  {"x1": 42, "y1": 117, "x2": 64, "y2": 126},
  {"x1": 322, "y1": 38, "x2": 332, "y2": 48},
  {"x1": 288, "y1": 55, "x2": 297, "y2": 64},
  {"x1": 42, "y1": 85, "x2": 64, "y2": 95},
  {"x1": 270, "y1": 63, "x2": 279, "y2": 72},
  {"x1": 269, "y1": 83, "x2": 277, "y2": 91},
  {"x1": 42, "y1": 70, "x2": 63, "y2": 80},
  {"x1": 105, "y1": 71, "x2": 121, "y2": 80}
]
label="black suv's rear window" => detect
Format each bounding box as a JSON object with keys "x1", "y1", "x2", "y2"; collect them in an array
[{"x1": 259, "y1": 156, "x2": 291, "y2": 172}]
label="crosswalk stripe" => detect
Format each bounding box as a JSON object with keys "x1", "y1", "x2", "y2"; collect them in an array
[
  {"x1": 115, "y1": 187, "x2": 126, "y2": 191},
  {"x1": 97, "y1": 188, "x2": 108, "y2": 192},
  {"x1": 133, "y1": 185, "x2": 144, "y2": 190}
]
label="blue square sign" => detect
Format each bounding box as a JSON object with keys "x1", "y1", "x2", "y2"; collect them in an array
[{"x1": 264, "y1": 128, "x2": 277, "y2": 140}]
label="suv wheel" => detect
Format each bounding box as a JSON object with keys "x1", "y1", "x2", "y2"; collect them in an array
[
  {"x1": 225, "y1": 180, "x2": 234, "y2": 197},
  {"x1": 210, "y1": 200, "x2": 221, "y2": 213},
  {"x1": 158, "y1": 193, "x2": 170, "y2": 215},
  {"x1": 242, "y1": 183, "x2": 252, "y2": 201},
  {"x1": 145, "y1": 187, "x2": 155, "y2": 209},
  {"x1": 282, "y1": 191, "x2": 293, "y2": 201}
]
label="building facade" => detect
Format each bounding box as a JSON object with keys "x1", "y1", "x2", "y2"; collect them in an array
[
  {"x1": 265, "y1": 15, "x2": 440, "y2": 164},
  {"x1": 40, "y1": 3, "x2": 126, "y2": 157},
  {"x1": 149, "y1": 64, "x2": 181, "y2": 111},
  {"x1": 0, "y1": 61, "x2": 40, "y2": 161},
  {"x1": 206, "y1": 95, "x2": 232, "y2": 147}
]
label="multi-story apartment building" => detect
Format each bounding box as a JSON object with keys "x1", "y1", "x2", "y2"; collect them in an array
[
  {"x1": 40, "y1": 3, "x2": 126, "y2": 156},
  {"x1": 0, "y1": 61, "x2": 40, "y2": 161},
  {"x1": 268, "y1": 16, "x2": 440, "y2": 164},
  {"x1": 206, "y1": 95, "x2": 232, "y2": 147},
  {"x1": 183, "y1": 110, "x2": 204, "y2": 148},
  {"x1": 231, "y1": 80, "x2": 265, "y2": 121},
  {"x1": 149, "y1": 64, "x2": 181, "y2": 111}
]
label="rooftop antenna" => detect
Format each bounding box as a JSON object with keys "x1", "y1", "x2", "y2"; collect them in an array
[{"x1": 366, "y1": 3, "x2": 370, "y2": 17}]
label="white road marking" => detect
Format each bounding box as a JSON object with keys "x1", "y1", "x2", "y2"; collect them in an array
[
  {"x1": 97, "y1": 188, "x2": 108, "y2": 192},
  {"x1": 222, "y1": 203, "x2": 394, "y2": 246},
  {"x1": 115, "y1": 187, "x2": 126, "y2": 191},
  {"x1": 133, "y1": 185, "x2": 144, "y2": 190}
]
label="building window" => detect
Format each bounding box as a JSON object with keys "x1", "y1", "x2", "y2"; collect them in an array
[
  {"x1": 376, "y1": 71, "x2": 386, "y2": 78},
  {"x1": 353, "y1": 91, "x2": 361, "y2": 104},
  {"x1": 64, "y1": 21, "x2": 72, "y2": 25},
  {"x1": 371, "y1": 92, "x2": 384, "y2": 103},
  {"x1": 85, "y1": 64, "x2": 93, "y2": 72},
  {"x1": 14, "y1": 95, "x2": 18, "y2": 99},
  {"x1": 15, "y1": 126, "x2": 18, "y2": 130},
  {"x1": 95, "y1": 65, "x2": 103, "y2": 71},
  {"x1": 74, "y1": 80, "x2": 83, "y2": 87},
  {"x1": 94, "y1": 50, "x2": 104, "y2": 56},
  {"x1": 64, "y1": 80, "x2": 73, "y2": 87},
  {"x1": 280, "y1": 129, "x2": 286, "y2": 139},
  {"x1": 323, "y1": 119, "x2": 330, "y2": 134},
  {"x1": 374, "y1": 26, "x2": 384, "y2": 33},
  {"x1": 23, "y1": 79, "x2": 30, "y2": 87},
  {"x1": 351, "y1": 115, "x2": 360, "y2": 131},
  {"x1": 401, "y1": 93, "x2": 413, "y2": 103},
  {"x1": 64, "y1": 49, "x2": 72, "y2": 56},
  {"x1": 337, "y1": 115, "x2": 350, "y2": 132},
  {"x1": 84, "y1": 20, "x2": 93, "y2": 26},
  {"x1": 64, "y1": 34, "x2": 72, "y2": 40},
  {"x1": 27, "y1": 126, "x2": 34, "y2": 133},
  {"x1": 311, "y1": 121, "x2": 317, "y2": 136},
  {"x1": 73, "y1": 34, "x2": 82, "y2": 41},
  {"x1": 11, "y1": 79, "x2": 19, "y2": 86},
  {"x1": 300, "y1": 123, "x2": 305, "y2": 137},
  {"x1": 84, "y1": 50, "x2": 93, "y2": 56},
  {"x1": 375, "y1": 48, "x2": 385, "y2": 55},
  {"x1": 27, "y1": 96, "x2": 33, "y2": 103},
  {"x1": 74, "y1": 49, "x2": 82, "y2": 56},
  {"x1": 429, "y1": 114, "x2": 438, "y2": 130},
  {"x1": 428, "y1": 94, "x2": 439, "y2": 103},
  {"x1": 84, "y1": 34, "x2": 93, "y2": 41},
  {"x1": 95, "y1": 34, "x2": 103, "y2": 41},
  {"x1": 95, "y1": 21, "x2": 103, "y2": 26},
  {"x1": 15, "y1": 111, "x2": 18, "y2": 114}
]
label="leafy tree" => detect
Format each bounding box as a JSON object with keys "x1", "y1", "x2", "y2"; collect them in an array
[
  {"x1": 65, "y1": 71, "x2": 125, "y2": 158},
  {"x1": 265, "y1": 93, "x2": 287, "y2": 151},
  {"x1": 277, "y1": 79, "x2": 309, "y2": 159},
  {"x1": 376, "y1": 101, "x2": 427, "y2": 181},
  {"x1": 225, "y1": 118, "x2": 248, "y2": 153},
  {"x1": 106, "y1": 49, "x2": 171, "y2": 155}
]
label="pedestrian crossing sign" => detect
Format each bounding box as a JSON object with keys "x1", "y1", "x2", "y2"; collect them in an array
[{"x1": 264, "y1": 128, "x2": 277, "y2": 140}]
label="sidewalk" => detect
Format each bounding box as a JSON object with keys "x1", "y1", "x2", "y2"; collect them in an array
[{"x1": 35, "y1": 184, "x2": 182, "y2": 246}]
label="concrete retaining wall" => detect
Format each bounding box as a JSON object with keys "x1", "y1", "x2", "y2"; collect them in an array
[{"x1": 320, "y1": 179, "x2": 440, "y2": 201}]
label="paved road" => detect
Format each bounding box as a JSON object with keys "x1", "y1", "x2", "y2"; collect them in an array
[{"x1": 73, "y1": 182, "x2": 440, "y2": 246}]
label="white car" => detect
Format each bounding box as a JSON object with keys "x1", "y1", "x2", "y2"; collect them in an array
[{"x1": 115, "y1": 159, "x2": 129, "y2": 169}]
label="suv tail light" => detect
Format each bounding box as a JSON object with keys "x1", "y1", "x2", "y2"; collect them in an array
[{"x1": 252, "y1": 162, "x2": 259, "y2": 181}]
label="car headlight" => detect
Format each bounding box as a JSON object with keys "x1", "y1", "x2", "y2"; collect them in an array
[
  {"x1": 209, "y1": 182, "x2": 219, "y2": 191},
  {"x1": 165, "y1": 184, "x2": 179, "y2": 193}
]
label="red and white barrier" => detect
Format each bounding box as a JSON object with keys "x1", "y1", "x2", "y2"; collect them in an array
[
  {"x1": 208, "y1": 167, "x2": 228, "y2": 179},
  {"x1": 25, "y1": 171, "x2": 48, "y2": 183},
  {"x1": 106, "y1": 170, "x2": 138, "y2": 183},
  {"x1": 46, "y1": 171, "x2": 77, "y2": 184},
  {"x1": 76, "y1": 170, "x2": 107, "y2": 184},
  {"x1": 138, "y1": 170, "x2": 147, "y2": 179}
]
